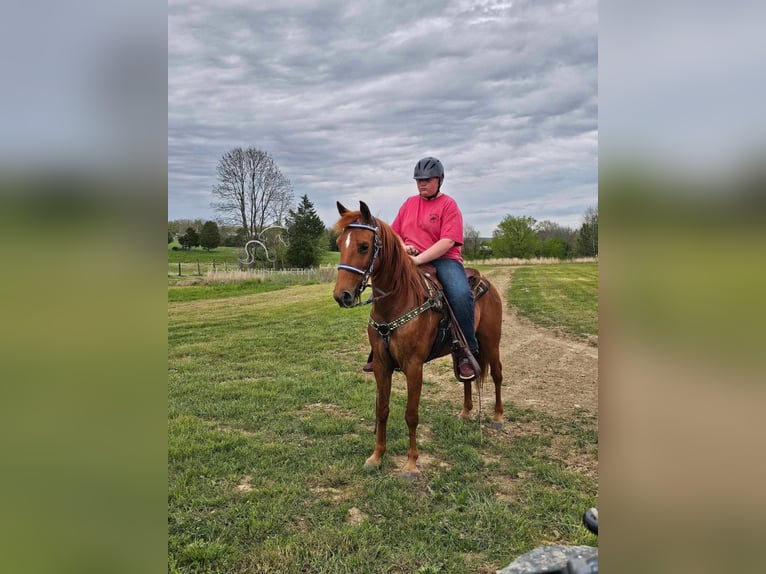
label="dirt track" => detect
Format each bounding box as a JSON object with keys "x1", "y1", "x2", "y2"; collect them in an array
[
  {"x1": 423, "y1": 267, "x2": 598, "y2": 419},
  {"x1": 486, "y1": 268, "x2": 598, "y2": 418}
]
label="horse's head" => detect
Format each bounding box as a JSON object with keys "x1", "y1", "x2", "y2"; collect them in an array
[{"x1": 333, "y1": 201, "x2": 379, "y2": 308}]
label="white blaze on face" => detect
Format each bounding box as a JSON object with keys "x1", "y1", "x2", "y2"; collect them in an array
[{"x1": 344, "y1": 231, "x2": 352, "y2": 250}]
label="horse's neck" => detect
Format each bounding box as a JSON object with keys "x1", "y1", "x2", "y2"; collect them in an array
[{"x1": 370, "y1": 241, "x2": 425, "y2": 318}]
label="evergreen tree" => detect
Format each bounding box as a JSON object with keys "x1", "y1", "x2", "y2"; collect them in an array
[
  {"x1": 179, "y1": 227, "x2": 199, "y2": 250},
  {"x1": 325, "y1": 227, "x2": 340, "y2": 252},
  {"x1": 285, "y1": 195, "x2": 326, "y2": 267},
  {"x1": 168, "y1": 230, "x2": 173, "y2": 244},
  {"x1": 199, "y1": 221, "x2": 222, "y2": 251}
]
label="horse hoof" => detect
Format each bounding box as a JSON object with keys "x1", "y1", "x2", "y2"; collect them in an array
[
  {"x1": 491, "y1": 421, "x2": 504, "y2": 430},
  {"x1": 363, "y1": 460, "x2": 379, "y2": 471},
  {"x1": 400, "y1": 471, "x2": 418, "y2": 482}
]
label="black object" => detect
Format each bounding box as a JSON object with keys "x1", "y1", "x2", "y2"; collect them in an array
[{"x1": 583, "y1": 507, "x2": 598, "y2": 535}]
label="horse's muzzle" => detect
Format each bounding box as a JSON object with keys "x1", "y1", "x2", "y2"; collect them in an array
[{"x1": 334, "y1": 290, "x2": 356, "y2": 308}]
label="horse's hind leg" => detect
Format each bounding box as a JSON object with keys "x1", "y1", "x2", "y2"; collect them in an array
[
  {"x1": 487, "y1": 346, "x2": 504, "y2": 428},
  {"x1": 459, "y1": 381, "x2": 473, "y2": 420},
  {"x1": 477, "y1": 322, "x2": 504, "y2": 428}
]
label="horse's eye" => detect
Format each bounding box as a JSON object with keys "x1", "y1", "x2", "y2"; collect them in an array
[{"x1": 358, "y1": 243, "x2": 370, "y2": 254}]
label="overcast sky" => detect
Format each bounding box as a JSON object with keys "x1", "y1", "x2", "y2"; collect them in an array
[{"x1": 168, "y1": 0, "x2": 597, "y2": 236}]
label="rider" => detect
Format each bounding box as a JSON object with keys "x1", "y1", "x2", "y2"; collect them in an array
[{"x1": 363, "y1": 156, "x2": 479, "y2": 381}]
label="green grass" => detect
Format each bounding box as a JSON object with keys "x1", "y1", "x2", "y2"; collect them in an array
[
  {"x1": 168, "y1": 280, "x2": 289, "y2": 302},
  {"x1": 169, "y1": 265, "x2": 598, "y2": 573},
  {"x1": 508, "y1": 263, "x2": 598, "y2": 337},
  {"x1": 319, "y1": 250, "x2": 340, "y2": 266}
]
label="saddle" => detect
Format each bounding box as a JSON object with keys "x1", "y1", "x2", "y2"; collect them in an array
[
  {"x1": 419, "y1": 265, "x2": 491, "y2": 380},
  {"x1": 419, "y1": 265, "x2": 491, "y2": 301}
]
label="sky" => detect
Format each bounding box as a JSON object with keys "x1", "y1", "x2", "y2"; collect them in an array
[{"x1": 168, "y1": 0, "x2": 598, "y2": 236}]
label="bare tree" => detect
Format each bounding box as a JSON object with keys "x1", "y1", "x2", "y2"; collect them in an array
[
  {"x1": 211, "y1": 147, "x2": 294, "y2": 240},
  {"x1": 575, "y1": 206, "x2": 598, "y2": 257},
  {"x1": 462, "y1": 223, "x2": 482, "y2": 260}
]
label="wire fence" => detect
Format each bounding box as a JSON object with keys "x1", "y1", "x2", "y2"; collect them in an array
[
  {"x1": 168, "y1": 256, "x2": 598, "y2": 281},
  {"x1": 169, "y1": 260, "x2": 339, "y2": 283}
]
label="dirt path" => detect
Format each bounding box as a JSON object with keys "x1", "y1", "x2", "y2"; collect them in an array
[
  {"x1": 486, "y1": 268, "x2": 598, "y2": 418},
  {"x1": 423, "y1": 267, "x2": 598, "y2": 420}
]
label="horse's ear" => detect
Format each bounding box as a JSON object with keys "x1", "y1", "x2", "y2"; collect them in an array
[
  {"x1": 359, "y1": 201, "x2": 372, "y2": 222},
  {"x1": 337, "y1": 201, "x2": 349, "y2": 216}
]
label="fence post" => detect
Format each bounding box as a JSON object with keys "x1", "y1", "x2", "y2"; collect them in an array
[
  {"x1": 178, "y1": 262, "x2": 181, "y2": 276},
  {"x1": 213, "y1": 260, "x2": 216, "y2": 272},
  {"x1": 197, "y1": 260, "x2": 201, "y2": 275}
]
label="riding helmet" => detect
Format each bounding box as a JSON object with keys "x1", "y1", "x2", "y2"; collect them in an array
[{"x1": 413, "y1": 157, "x2": 444, "y2": 180}]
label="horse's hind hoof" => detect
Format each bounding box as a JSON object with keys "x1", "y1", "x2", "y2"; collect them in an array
[
  {"x1": 491, "y1": 421, "x2": 504, "y2": 430},
  {"x1": 400, "y1": 472, "x2": 418, "y2": 482},
  {"x1": 363, "y1": 460, "x2": 380, "y2": 471}
]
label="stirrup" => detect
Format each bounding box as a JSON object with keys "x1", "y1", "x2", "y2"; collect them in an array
[{"x1": 452, "y1": 349, "x2": 480, "y2": 382}]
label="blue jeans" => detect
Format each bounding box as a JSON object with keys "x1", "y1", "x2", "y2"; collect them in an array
[{"x1": 431, "y1": 258, "x2": 478, "y2": 355}]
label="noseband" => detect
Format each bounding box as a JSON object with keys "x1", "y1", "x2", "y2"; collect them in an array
[{"x1": 336, "y1": 219, "x2": 385, "y2": 306}]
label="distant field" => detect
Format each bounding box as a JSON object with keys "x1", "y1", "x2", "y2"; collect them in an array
[
  {"x1": 508, "y1": 262, "x2": 598, "y2": 337},
  {"x1": 168, "y1": 242, "x2": 241, "y2": 262}
]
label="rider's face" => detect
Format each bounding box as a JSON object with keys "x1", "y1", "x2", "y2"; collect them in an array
[{"x1": 416, "y1": 177, "x2": 440, "y2": 199}]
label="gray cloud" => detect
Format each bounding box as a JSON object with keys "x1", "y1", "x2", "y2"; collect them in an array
[{"x1": 169, "y1": 0, "x2": 598, "y2": 235}]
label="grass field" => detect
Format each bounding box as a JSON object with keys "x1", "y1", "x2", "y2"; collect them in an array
[
  {"x1": 508, "y1": 263, "x2": 598, "y2": 337},
  {"x1": 168, "y1": 263, "x2": 597, "y2": 573}
]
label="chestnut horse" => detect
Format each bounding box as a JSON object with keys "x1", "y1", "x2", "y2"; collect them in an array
[{"x1": 333, "y1": 201, "x2": 503, "y2": 479}]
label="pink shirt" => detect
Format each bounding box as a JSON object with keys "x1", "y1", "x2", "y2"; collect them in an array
[{"x1": 391, "y1": 193, "x2": 464, "y2": 262}]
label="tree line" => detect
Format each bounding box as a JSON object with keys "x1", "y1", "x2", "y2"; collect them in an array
[
  {"x1": 170, "y1": 146, "x2": 597, "y2": 267},
  {"x1": 485, "y1": 206, "x2": 598, "y2": 259}
]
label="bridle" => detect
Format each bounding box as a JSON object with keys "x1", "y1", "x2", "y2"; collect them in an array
[{"x1": 336, "y1": 219, "x2": 388, "y2": 306}]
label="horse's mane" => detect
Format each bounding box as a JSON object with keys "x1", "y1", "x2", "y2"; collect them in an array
[{"x1": 334, "y1": 210, "x2": 428, "y2": 302}]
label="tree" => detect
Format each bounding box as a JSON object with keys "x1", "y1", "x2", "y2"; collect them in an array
[
  {"x1": 541, "y1": 237, "x2": 568, "y2": 258},
  {"x1": 490, "y1": 215, "x2": 541, "y2": 258},
  {"x1": 179, "y1": 227, "x2": 199, "y2": 250},
  {"x1": 168, "y1": 230, "x2": 173, "y2": 244},
  {"x1": 168, "y1": 218, "x2": 204, "y2": 238},
  {"x1": 324, "y1": 227, "x2": 340, "y2": 252},
  {"x1": 535, "y1": 220, "x2": 576, "y2": 259},
  {"x1": 285, "y1": 195, "x2": 326, "y2": 268},
  {"x1": 462, "y1": 224, "x2": 481, "y2": 260},
  {"x1": 199, "y1": 221, "x2": 221, "y2": 251},
  {"x1": 211, "y1": 147, "x2": 294, "y2": 240},
  {"x1": 575, "y1": 206, "x2": 598, "y2": 257},
  {"x1": 222, "y1": 226, "x2": 247, "y2": 247}
]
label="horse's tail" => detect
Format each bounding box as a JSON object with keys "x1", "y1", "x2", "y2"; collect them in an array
[
  {"x1": 475, "y1": 350, "x2": 490, "y2": 391},
  {"x1": 473, "y1": 277, "x2": 502, "y2": 393}
]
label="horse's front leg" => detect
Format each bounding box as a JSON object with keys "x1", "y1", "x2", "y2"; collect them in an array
[
  {"x1": 401, "y1": 364, "x2": 424, "y2": 481},
  {"x1": 365, "y1": 366, "x2": 392, "y2": 470}
]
